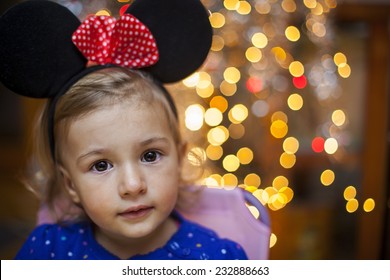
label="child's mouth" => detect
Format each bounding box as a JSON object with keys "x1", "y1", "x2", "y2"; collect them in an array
[{"x1": 118, "y1": 206, "x2": 153, "y2": 220}]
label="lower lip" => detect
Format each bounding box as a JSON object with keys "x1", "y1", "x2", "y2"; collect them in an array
[{"x1": 119, "y1": 207, "x2": 153, "y2": 220}]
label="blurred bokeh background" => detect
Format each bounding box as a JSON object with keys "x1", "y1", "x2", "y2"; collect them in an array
[{"x1": 0, "y1": 0, "x2": 389, "y2": 259}]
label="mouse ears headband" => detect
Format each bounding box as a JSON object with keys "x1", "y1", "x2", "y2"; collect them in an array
[{"x1": 0, "y1": 0, "x2": 212, "y2": 99}]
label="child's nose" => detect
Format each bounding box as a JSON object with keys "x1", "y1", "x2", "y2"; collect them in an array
[{"x1": 118, "y1": 164, "x2": 147, "y2": 197}]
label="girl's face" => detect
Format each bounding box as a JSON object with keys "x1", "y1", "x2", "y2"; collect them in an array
[{"x1": 58, "y1": 100, "x2": 183, "y2": 255}]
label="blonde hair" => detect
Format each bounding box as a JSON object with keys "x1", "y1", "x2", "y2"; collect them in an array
[{"x1": 26, "y1": 67, "x2": 199, "y2": 223}]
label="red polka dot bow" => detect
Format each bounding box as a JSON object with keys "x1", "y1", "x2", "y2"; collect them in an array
[{"x1": 72, "y1": 14, "x2": 159, "y2": 68}]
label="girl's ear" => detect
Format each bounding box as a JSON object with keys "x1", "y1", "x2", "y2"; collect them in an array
[{"x1": 58, "y1": 165, "x2": 81, "y2": 204}]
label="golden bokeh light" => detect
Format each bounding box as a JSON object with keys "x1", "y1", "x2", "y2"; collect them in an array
[
  {"x1": 223, "y1": 67, "x2": 241, "y2": 84},
  {"x1": 237, "y1": 147, "x2": 254, "y2": 165},
  {"x1": 269, "y1": 233, "x2": 277, "y2": 248},
  {"x1": 246, "y1": 47, "x2": 263, "y2": 63},
  {"x1": 206, "y1": 144, "x2": 224, "y2": 161},
  {"x1": 271, "y1": 111, "x2": 288, "y2": 123},
  {"x1": 289, "y1": 61, "x2": 305, "y2": 77},
  {"x1": 211, "y1": 35, "x2": 225, "y2": 52},
  {"x1": 283, "y1": 137, "x2": 299, "y2": 154},
  {"x1": 287, "y1": 93, "x2": 304, "y2": 111},
  {"x1": 280, "y1": 152, "x2": 296, "y2": 169},
  {"x1": 185, "y1": 104, "x2": 204, "y2": 131},
  {"x1": 281, "y1": 0, "x2": 297, "y2": 13},
  {"x1": 320, "y1": 169, "x2": 335, "y2": 186},
  {"x1": 272, "y1": 175, "x2": 289, "y2": 190},
  {"x1": 196, "y1": 83, "x2": 214, "y2": 98},
  {"x1": 222, "y1": 154, "x2": 240, "y2": 172},
  {"x1": 245, "y1": 173, "x2": 261, "y2": 188},
  {"x1": 346, "y1": 199, "x2": 359, "y2": 213},
  {"x1": 210, "y1": 96, "x2": 228, "y2": 113},
  {"x1": 343, "y1": 185, "x2": 357, "y2": 201},
  {"x1": 229, "y1": 104, "x2": 249, "y2": 124},
  {"x1": 285, "y1": 26, "x2": 300, "y2": 42},
  {"x1": 224, "y1": 0, "x2": 240, "y2": 10},
  {"x1": 334, "y1": 52, "x2": 347, "y2": 66},
  {"x1": 183, "y1": 72, "x2": 199, "y2": 88},
  {"x1": 304, "y1": 0, "x2": 317, "y2": 9},
  {"x1": 363, "y1": 198, "x2": 375, "y2": 212},
  {"x1": 204, "y1": 107, "x2": 223, "y2": 127},
  {"x1": 209, "y1": 12, "x2": 225, "y2": 28},
  {"x1": 338, "y1": 63, "x2": 351, "y2": 78},
  {"x1": 96, "y1": 9, "x2": 111, "y2": 16},
  {"x1": 220, "y1": 80, "x2": 237, "y2": 96},
  {"x1": 207, "y1": 126, "x2": 229, "y2": 146},
  {"x1": 222, "y1": 173, "x2": 238, "y2": 187},
  {"x1": 237, "y1": 1, "x2": 252, "y2": 15},
  {"x1": 332, "y1": 109, "x2": 346, "y2": 126},
  {"x1": 270, "y1": 120, "x2": 288, "y2": 139},
  {"x1": 251, "y1": 32, "x2": 268, "y2": 49}
]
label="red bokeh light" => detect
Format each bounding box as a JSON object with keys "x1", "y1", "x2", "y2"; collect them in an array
[
  {"x1": 312, "y1": 137, "x2": 325, "y2": 153},
  {"x1": 246, "y1": 77, "x2": 263, "y2": 93},
  {"x1": 119, "y1": 4, "x2": 130, "y2": 16},
  {"x1": 293, "y1": 75, "x2": 307, "y2": 89}
]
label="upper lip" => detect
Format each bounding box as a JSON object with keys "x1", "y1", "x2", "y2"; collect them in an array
[{"x1": 118, "y1": 205, "x2": 153, "y2": 214}]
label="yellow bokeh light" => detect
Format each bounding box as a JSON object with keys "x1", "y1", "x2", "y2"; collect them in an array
[
  {"x1": 272, "y1": 47, "x2": 287, "y2": 63},
  {"x1": 224, "y1": 0, "x2": 240, "y2": 10},
  {"x1": 245, "y1": 173, "x2": 261, "y2": 188},
  {"x1": 222, "y1": 154, "x2": 240, "y2": 172},
  {"x1": 346, "y1": 199, "x2": 359, "y2": 213},
  {"x1": 222, "y1": 173, "x2": 238, "y2": 187},
  {"x1": 220, "y1": 80, "x2": 237, "y2": 96},
  {"x1": 343, "y1": 185, "x2": 357, "y2": 201},
  {"x1": 251, "y1": 32, "x2": 268, "y2": 49},
  {"x1": 287, "y1": 93, "x2": 303, "y2": 111},
  {"x1": 270, "y1": 120, "x2": 288, "y2": 139},
  {"x1": 279, "y1": 186, "x2": 294, "y2": 203},
  {"x1": 207, "y1": 126, "x2": 229, "y2": 146},
  {"x1": 280, "y1": 152, "x2": 296, "y2": 169},
  {"x1": 312, "y1": 3, "x2": 324, "y2": 15},
  {"x1": 281, "y1": 0, "x2": 297, "y2": 13},
  {"x1": 272, "y1": 176, "x2": 289, "y2": 190},
  {"x1": 237, "y1": 1, "x2": 252, "y2": 15},
  {"x1": 363, "y1": 198, "x2": 375, "y2": 212},
  {"x1": 324, "y1": 137, "x2": 338, "y2": 154},
  {"x1": 209, "y1": 12, "x2": 225, "y2": 28},
  {"x1": 204, "y1": 108, "x2": 223, "y2": 127},
  {"x1": 338, "y1": 63, "x2": 351, "y2": 78},
  {"x1": 210, "y1": 96, "x2": 228, "y2": 113},
  {"x1": 229, "y1": 104, "x2": 248, "y2": 124},
  {"x1": 185, "y1": 104, "x2": 204, "y2": 131},
  {"x1": 247, "y1": 205, "x2": 260, "y2": 219},
  {"x1": 237, "y1": 147, "x2": 254, "y2": 165},
  {"x1": 334, "y1": 52, "x2": 347, "y2": 66},
  {"x1": 332, "y1": 109, "x2": 346, "y2": 126},
  {"x1": 285, "y1": 26, "x2": 300, "y2": 42},
  {"x1": 203, "y1": 176, "x2": 220, "y2": 188},
  {"x1": 253, "y1": 189, "x2": 268, "y2": 205},
  {"x1": 269, "y1": 233, "x2": 277, "y2": 248},
  {"x1": 312, "y1": 22, "x2": 326, "y2": 37},
  {"x1": 246, "y1": 47, "x2": 263, "y2": 63},
  {"x1": 304, "y1": 0, "x2": 317, "y2": 9},
  {"x1": 196, "y1": 83, "x2": 214, "y2": 98},
  {"x1": 283, "y1": 137, "x2": 299, "y2": 154},
  {"x1": 325, "y1": 0, "x2": 337, "y2": 9},
  {"x1": 96, "y1": 9, "x2": 111, "y2": 16},
  {"x1": 223, "y1": 67, "x2": 241, "y2": 84},
  {"x1": 183, "y1": 72, "x2": 200, "y2": 88},
  {"x1": 206, "y1": 144, "x2": 223, "y2": 161},
  {"x1": 289, "y1": 61, "x2": 305, "y2": 77},
  {"x1": 320, "y1": 169, "x2": 335, "y2": 186},
  {"x1": 228, "y1": 123, "x2": 245, "y2": 139},
  {"x1": 211, "y1": 35, "x2": 225, "y2": 52}
]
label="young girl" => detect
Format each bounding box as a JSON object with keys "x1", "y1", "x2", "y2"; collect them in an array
[
  {"x1": 14, "y1": 67, "x2": 247, "y2": 260},
  {"x1": 0, "y1": 0, "x2": 248, "y2": 259}
]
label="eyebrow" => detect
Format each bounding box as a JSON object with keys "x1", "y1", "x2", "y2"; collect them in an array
[{"x1": 76, "y1": 137, "x2": 171, "y2": 164}]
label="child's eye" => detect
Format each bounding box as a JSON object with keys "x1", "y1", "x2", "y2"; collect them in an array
[
  {"x1": 91, "y1": 160, "x2": 113, "y2": 172},
  {"x1": 141, "y1": 151, "x2": 161, "y2": 163}
]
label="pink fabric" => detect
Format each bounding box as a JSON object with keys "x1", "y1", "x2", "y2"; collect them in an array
[{"x1": 177, "y1": 187, "x2": 270, "y2": 260}]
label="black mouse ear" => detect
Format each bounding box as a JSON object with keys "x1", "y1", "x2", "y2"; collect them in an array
[
  {"x1": 0, "y1": 0, "x2": 87, "y2": 98},
  {"x1": 126, "y1": 0, "x2": 213, "y2": 83}
]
